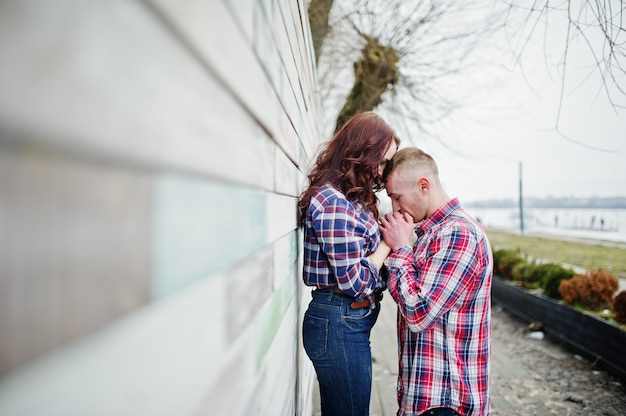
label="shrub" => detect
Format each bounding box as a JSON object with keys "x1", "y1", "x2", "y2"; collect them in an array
[
  {"x1": 614, "y1": 291, "x2": 626, "y2": 325},
  {"x1": 493, "y1": 249, "x2": 525, "y2": 281},
  {"x1": 559, "y1": 269, "x2": 619, "y2": 310},
  {"x1": 517, "y1": 261, "x2": 561, "y2": 290},
  {"x1": 511, "y1": 261, "x2": 530, "y2": 285},
  {"x1": 541, "y1": 264, "x2": 575, "y2": 300}
]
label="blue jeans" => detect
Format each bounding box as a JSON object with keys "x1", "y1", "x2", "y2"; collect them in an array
[{"x1": 303, "y1": 289, "x2": 381, "y2": 416}]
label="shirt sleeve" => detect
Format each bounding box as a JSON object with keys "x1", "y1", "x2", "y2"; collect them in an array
[
  {"x1": 385, "y1": 224, "x2": 480, "y2": 332},
  {"x1": 312, "y1": 196, "x2": 381, "y2": 298}
]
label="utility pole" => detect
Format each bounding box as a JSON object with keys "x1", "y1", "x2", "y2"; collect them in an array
[{"x1": 519, "y1": 161, "x2": 524, "y2": 235}]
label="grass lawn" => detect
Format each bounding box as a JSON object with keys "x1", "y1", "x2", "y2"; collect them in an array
[{"x1": 486, "y1": 229, "x2": 626, "y2": 280}]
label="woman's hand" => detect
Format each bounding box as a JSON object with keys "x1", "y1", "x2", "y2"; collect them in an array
[
  {"x1": 368, "y1": 240, "x2": 392, "y2": 271},
  {"x1": 379, "y1": 212, "x2": 415, "y2": 251}
]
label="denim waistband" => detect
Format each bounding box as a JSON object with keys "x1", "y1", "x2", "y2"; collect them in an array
[
  {"x1": 315, "y1": 286, "x2": 367, "y2": 302},
  {"x1": 311, "y1": 287, "x2": 383, "y2": 310},
  {"x1": 311, "y1": 287, "x2": 357, "y2": 304}
]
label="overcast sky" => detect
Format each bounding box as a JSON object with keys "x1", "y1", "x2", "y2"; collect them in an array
[
  {"x1": 385, "y1": 6, "x2": 626, "y2": 203},
  {"x1": 433, "y1": 54, "x2": 626, "y2": 203}
]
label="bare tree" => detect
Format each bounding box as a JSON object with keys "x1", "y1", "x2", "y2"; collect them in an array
[
  {"x1": 310, "y1": 0, "x2": 625, "y2": 149},
  {"x1": 334, "y1": 35, "x2": 400, "y2": 132},
  {"x1": 313, "y1": 0, "x2": 508, "y2": 140},
  {"x1": 501, "y1": 0, "x2": 626, "y2": 151},
  {"x1": 504, "y1": 1, "x2": 625, "y2": 108}
]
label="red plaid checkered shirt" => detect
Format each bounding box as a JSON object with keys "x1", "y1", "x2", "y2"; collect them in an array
[{"x1": 384, "y1": 198, "x2": 493, "y2": 415}]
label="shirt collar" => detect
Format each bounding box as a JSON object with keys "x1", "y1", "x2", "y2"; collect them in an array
[{"x1": 416, "y1": 197, "x2": 460, "y2": 234}]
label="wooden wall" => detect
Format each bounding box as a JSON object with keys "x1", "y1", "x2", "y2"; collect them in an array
[{"x1": 0, "y1": 0, "x2": 321, "y2": 414}]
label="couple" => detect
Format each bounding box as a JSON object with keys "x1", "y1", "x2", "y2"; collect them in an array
[{"x1": 298, "y1": 112, "x2": 493, "y2": 416}]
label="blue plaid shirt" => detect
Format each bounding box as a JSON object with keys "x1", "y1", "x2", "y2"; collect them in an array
[{"x1": 302, "y1": 183, "x2": 385, "y2": 301}]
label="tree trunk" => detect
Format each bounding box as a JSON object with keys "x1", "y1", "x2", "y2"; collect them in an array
[
  {"x1": 335, "y1": 36, "x2": 400, "y2": 132},
  {"x1": 308, "y1": 0, "x2": 334, "y2": 64}
]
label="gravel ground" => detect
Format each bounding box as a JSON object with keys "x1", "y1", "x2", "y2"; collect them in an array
[
  {"x1": 492, "y1": 304, "x2": 626, "y2": 415},
  {"x1": 314, "y1": 301, "x2": 626, "y2": 416}
]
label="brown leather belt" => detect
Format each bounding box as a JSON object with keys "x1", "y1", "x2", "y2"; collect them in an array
[{"x1": 331, "y1": 287, "x2": 383, "y2": 309}]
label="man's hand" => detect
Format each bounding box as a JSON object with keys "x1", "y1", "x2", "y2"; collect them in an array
[{"x1": 379, "y1": 212, "x2": 415, "y2": 251}]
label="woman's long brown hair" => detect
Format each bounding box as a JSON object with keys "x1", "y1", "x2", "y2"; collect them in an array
[{"x1": 298, "y1": 111, "x2": 399, "y2": 226}]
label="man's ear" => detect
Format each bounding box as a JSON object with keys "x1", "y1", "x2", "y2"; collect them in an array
[{"x1": 417, "y1": 177, "x2": 430, "y2": 192}]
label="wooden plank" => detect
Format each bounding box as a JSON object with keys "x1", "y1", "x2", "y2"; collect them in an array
[
  {"x1": 275, "y1": 0, "x2": 322, "y2": 166},
  {"x1": 223, "y1": 0, "x2": 256, "y2": 42},
  {"x1": 276, "y1": 0, "x2": 314, "y2": 124},
  {"x1": 244, "y1": 301, "x2": 300, "y2": 415},
  {"x1": 297, "y1": 279, "x2": 317, "y2": 416},
  {"x1": 226, "y1": 246, "x2": 274, "y2": 345},
  {"x1": 273, "y1": 1, "x2": 304, "y2": 114},
  {"x1": 191, "y1": 320, "x2": 258, "y2": 415},
  {"x1": 266, "y1": 193, "x2": 298, "y2": 243},
  {"x1": 274, "y1": 144, "x2": 301, "y2": 196},
  {"x1": 255, "y1": 271, "x2": 296, "y2": 370},
  {"x1": 151, "y1": 175, "x2": 269, "y2": 298},
  {"x1": 192, "y1": 283, "x2": 298, "y2": 416},
  {"x1": 148, "y1": 0, "x2": 301, "y2": 166},
  {"x1": 0, "y1": 0, "x2": 323, "y2": 414},
  {"x1": 0, "y1": 273, "x2": 229, "y2": 416},
  {"x1": 272, "y1": 231, "x2": 300, "y2": 290},
  {"x1": 0, "y1": 0, "x2": 275, "y2": 190},
  {"x1": 147, "y1": 0, "x2": 270, "y2": 123},
  {"x1": 0, "y1": 148, "x2": 152, "y2": 377},
  {"x1": 254, "y1": 4, "x2": 304, "y2": 145},
  {"x1": 289, "y1": 0, "x2": 321, "y2": 127}
]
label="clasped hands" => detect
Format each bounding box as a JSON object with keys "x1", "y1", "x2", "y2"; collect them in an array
[{"x1": 379, "y1": 211, "x2": 415, "y2": 251}]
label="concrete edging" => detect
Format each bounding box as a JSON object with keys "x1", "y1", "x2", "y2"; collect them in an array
[{"x1": 492, "y1": 277, "x2": 626, "y2": 382}]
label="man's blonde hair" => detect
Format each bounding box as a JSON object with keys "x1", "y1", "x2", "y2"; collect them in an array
[{"x1": 385, "y1": 147, "x2": 438, "y2": 180}]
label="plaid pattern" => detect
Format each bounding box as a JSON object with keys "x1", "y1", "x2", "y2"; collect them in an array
[
  {"x1": 303, "y1": 183, "x2": 385, "y2": 302},
  {"x1": 385, "y1": 198, "x2": 493, "y2": 415}
]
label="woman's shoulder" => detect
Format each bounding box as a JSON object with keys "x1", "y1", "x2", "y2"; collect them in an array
[
  {"x1": 310, "y1": 183, "x2": 352, "y2": 213},
  {"x1": 313, "y1": 183, "x2": 345, "y2": 203}
]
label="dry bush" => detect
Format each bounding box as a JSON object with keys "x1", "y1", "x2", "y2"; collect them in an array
[
  {"x1": 559, "y1": 275, "x2": 587, "y2": 305},
  {"x1": 613, "y1": 291, "x2": 626, "y2": 325},
  {"x1": 559, "y1": 269, "x2": 619, "y2": 311}
]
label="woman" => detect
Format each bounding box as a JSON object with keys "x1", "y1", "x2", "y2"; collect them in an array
[{"x1": 298, "y1": 111, "x2": 399, "y2": 416}]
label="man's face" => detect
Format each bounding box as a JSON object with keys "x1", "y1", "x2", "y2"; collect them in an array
[{"x1": 385, "y1": 170, "x2": 428, "y2": 222}]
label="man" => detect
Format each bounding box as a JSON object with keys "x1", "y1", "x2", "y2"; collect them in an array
[{"x1": 379, "y1": 147, "x2": 493, "y2": 416}]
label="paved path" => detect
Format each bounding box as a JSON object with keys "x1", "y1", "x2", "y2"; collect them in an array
[{"x1": 312, "y1": 298, "x2": 626, "y2": 415}]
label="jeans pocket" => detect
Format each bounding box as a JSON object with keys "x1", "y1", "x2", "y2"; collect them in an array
[
  {"x1": 303, "y1": 313, "x2": 328, "y2": 359},
  {"x1": 342, "y1": 305, "x2": 374, "y2": 322}
]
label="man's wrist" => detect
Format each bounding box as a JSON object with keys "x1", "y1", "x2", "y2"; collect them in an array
[{"x1": 391, "y1": 243, "x2": 412, "y2": 252}]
